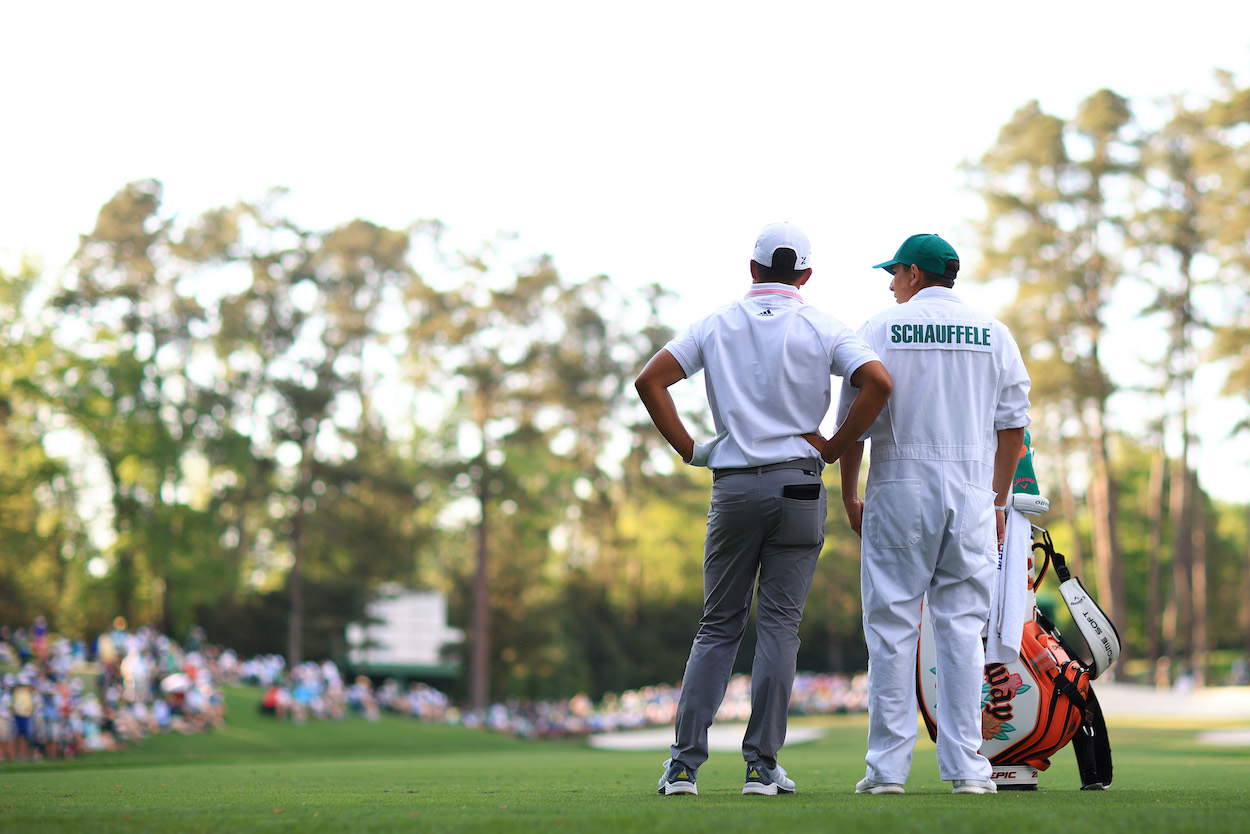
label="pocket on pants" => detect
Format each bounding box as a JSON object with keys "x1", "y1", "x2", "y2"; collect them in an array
[
  {"x1": 776, "y1": 491, "x2": 827, "y2": 546},
  {"x1": 958, "y1": 482, "x2": 995, "y2": 555},
  {"x1": 709, "y1": 498, "x2": 747, "y2": 518},
  {"x1": 864, "y1": 479, "x2": 922, "y2": 549},
  {"x1": 706, "y1": 497, "x2": 748, "y2": 555}
]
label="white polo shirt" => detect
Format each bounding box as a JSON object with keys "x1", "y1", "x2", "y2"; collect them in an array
[
  {"x1": 836, "y1": 285, "x2": 1030, "y2": 465},
  {"x1": 665, "y1": 282, "x2": 879, "y2": 469}
]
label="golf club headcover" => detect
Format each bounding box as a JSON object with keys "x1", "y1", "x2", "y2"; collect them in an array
[
  {"x1": 1057, "y1": 576, "x2": 1121, "y2": 679},
  {"x1": 1012, "y1": 429, "x2": 1040, "y2": 495},
  {"x1": 1011, "y1": 493, "x2": 1050, "y2": 515}
]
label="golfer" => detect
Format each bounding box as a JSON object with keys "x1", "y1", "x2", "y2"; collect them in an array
[
  {"x1": 636, "y1": 221, "x2": 891, "y2": 796},
  {"x1": 837, "y1": 233, "x2": 1030, "y2": 796}
]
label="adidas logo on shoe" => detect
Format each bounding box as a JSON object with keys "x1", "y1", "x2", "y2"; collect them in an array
[
  {"x1": 742, "y1": 761, "x2": 795, "y2": 795},
  {"x1": 658, "y1": 759, "x2": 697, "y2": 796}
]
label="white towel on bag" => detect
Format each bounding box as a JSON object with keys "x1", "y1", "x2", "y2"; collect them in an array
[{"x1": 985, "y1": 508, "x2": 1030, "y2": 664}]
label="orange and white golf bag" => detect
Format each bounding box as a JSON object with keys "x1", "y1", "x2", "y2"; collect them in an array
[{"x1": 916, "y1": 434, "x2": 1119, "y2": 790}]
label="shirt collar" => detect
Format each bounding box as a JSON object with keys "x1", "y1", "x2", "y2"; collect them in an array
[
  {"x1": 745, "y1": 282, "x2": 804, "y2": 303},
  {"x1": 913, "y1": 285, "x2": 961, "y2": 302}
]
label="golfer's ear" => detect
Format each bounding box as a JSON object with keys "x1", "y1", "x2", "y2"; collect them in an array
[
  {"x1": 749, "y1": 260, "x2": 760, "y2": 281},
  {"x1": 796, "y1": 268, "x2": 813, "y2": 287}
]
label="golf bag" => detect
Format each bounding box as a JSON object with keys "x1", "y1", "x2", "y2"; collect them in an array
[{"x1": 917, "y1": 525, "x2": 1119, "y2": 790}]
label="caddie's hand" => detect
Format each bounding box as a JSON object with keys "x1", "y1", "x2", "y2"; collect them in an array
[
  {"x1": 686, "y1": 430, "x2": 728, "y2": 467},
  {"x1": 844, "y1": 497, "x2": 864, "y2": 538},
  {"x1": 996, "y1": 507, "x2": 1006, "y2": 548}
]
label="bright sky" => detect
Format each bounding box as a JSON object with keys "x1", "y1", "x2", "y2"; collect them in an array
[{"x1": 3, "y1": 1, "x2": 1250, "y2": 501}]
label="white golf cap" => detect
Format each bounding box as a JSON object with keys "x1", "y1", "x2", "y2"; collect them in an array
[{"x1": 753, "y1": 221, "x2": 811, "y2": 269}]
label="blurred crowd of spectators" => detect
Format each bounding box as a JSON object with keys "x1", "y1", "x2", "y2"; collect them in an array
[
  {"x1": 2, "y1": 617, "x2": 872, "y2": 758},
  {"x1": 240, "y1": 651, "x2": 869, "y2": 740},
  {"x1": 448, "y1": 671, "x2": 869, "y2": 739},
  {"x1": 8, "y1": 614, "x2": 1250, "y2": 759},
  {"x1": 0, "y1": 618, "x2": 227, "y2": 763}
]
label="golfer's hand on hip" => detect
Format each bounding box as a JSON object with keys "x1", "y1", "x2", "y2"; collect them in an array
[{"x1": 686, "y1": 430, "x2": 728, "y2": 467}]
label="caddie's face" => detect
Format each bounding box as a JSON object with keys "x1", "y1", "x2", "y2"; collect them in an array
[{"x1": 888, "y1": 263, "x2": 918, "y2": 304}]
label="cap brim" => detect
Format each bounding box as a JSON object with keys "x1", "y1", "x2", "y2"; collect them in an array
[{"x1": 872, "y1": 259, "x2": 900, "y2": 272}]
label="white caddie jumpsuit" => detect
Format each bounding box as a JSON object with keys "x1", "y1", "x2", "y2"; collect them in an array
[{"x1": 837, "y1": 285, "x2": 1030, "y2": 784}]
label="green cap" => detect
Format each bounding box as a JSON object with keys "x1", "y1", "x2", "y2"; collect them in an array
[{"x1": 873, "y1": 233, "x2": 960, "y2": 279}]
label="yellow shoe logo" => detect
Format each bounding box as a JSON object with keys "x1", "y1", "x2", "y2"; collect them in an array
[
  {"x1": 749, "y1": 769, "x2": 759, "y2": 778},
  {"x1": 677, "y1": 769, "x2": 688, "y2": 779}
]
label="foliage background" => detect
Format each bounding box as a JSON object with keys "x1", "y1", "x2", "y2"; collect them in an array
[{"x1": 3, "y1": 78, "x2": 1250, "y2": 705}]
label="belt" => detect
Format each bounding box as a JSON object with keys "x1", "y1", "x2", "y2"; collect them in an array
[{"x1": 712, "y1": 458, "x2": 821, "y2": 481}]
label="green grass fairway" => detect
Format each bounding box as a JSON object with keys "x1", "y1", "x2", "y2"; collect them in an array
[{"x1": 2, "y1": 686, "x2": 1248, "y2": 833}]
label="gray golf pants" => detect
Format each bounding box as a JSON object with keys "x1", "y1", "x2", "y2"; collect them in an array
[{"x1": 670, "y1": 461, "x2": 825, "y2": 770}]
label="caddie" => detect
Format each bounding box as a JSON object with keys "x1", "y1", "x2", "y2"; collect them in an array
[
  {"x1": 836, "y1": 233, "x2": 1031, "y2": 796},
  {"x1": 636, "y1": 221, "x2": 891, "y2": 797}
]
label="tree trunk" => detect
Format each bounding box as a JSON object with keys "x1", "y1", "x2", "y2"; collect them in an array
[
  {"x1": 115, "y1": 548, "x2": 135, "y2": 626},
  {"x1": 161, "y1": 575, "x2": 174, "y2": 638},
  {"x1": 1051, "y1": 424, "x2": 1086, "y2": 577},
  {"x1": 1086, "y1": 406, "x2": 1124, "y2": 677},
  {"x1": 1190, "y1": 479, "x2": 1207, "y2": 687},
  {"x1": 1159, "y1": 582, "x2": 1178, "y2": 688},
  {"x1": 287, "y1": 505, "x2": 304, "y2": 667},
  {"x1": 287, "y1": 432, "x2": 317, "y2": 668},
  {"x1": 1166, "y1": 458, "x2": 1193, "y2": 670},
  {"x1": 1145, "y1": 443, "x2": 1166, "y2": 674},
  {"x1": 1244, "y1": 504, "x2": 1250, "y2": 664},
  {"x1": 470, "y1": 470, "x2": 490, "y2": 711}
]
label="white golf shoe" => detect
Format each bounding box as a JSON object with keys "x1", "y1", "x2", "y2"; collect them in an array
[
  {"x1": 952, "y1": 779, "x2": 998, "y2": 794},
  {"x1": 855, "y1": 777, "x2": 905, "y2": 794}
]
